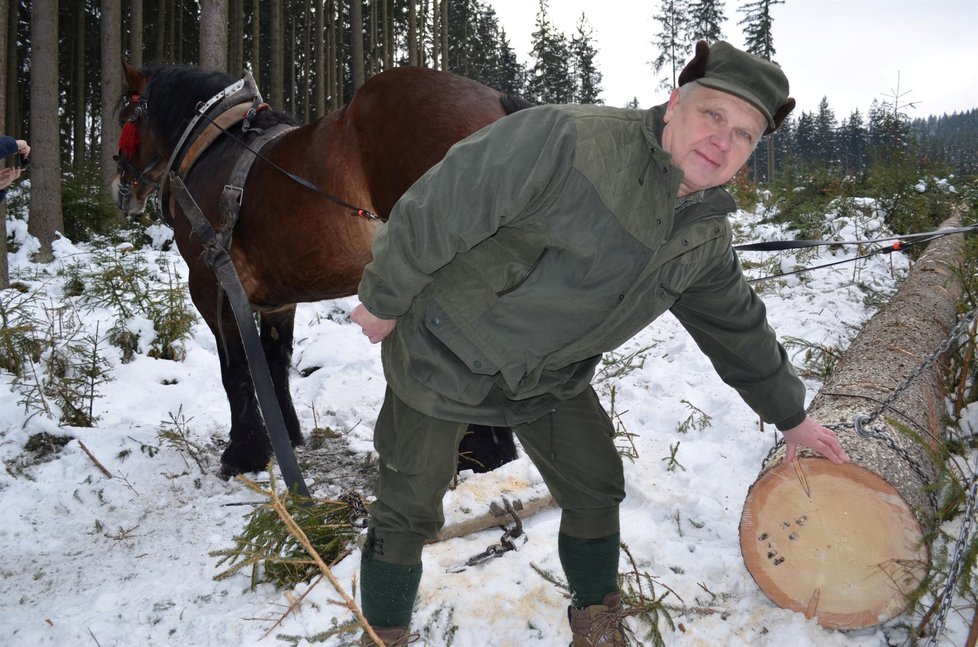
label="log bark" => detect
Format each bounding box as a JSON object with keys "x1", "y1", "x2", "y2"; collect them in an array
[{"x1": 741, "y1": 214, "x2": 966, "y2": 630}]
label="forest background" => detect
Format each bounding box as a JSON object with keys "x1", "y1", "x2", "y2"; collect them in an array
[{"x1": 2, "y1": 0, "x2": 976, "y2": 288}]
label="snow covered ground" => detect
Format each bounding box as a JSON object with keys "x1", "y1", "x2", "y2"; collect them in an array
[{"x1": 1, "y1": 201, "x2": 973, "y2": 647}]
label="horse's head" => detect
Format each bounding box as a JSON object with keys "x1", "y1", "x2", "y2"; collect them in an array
[{"x1": 112, "y1": 61, "x2": 167, "y2": 215}]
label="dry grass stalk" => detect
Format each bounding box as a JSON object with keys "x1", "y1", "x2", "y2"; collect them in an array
[{"x1": 77, "y1": 439, "x2": 112, "y2": 478}]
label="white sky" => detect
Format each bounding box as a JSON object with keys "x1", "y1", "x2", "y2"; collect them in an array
[{"x1": 485, "y1": 0, "x2": 978, "y2": 119}]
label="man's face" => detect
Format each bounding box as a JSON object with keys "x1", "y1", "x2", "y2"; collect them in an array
[{"x1": 661, "y1": 84, "x2": 767, "y2": 196}]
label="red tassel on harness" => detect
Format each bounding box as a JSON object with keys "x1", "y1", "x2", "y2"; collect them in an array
[{"x1": 118, "y1": 122, "x2": 140, "y2": 159}]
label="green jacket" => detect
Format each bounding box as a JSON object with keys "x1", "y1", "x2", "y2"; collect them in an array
[{"x1": 358, "y1": 102, "x2": 806, "y2": 430}]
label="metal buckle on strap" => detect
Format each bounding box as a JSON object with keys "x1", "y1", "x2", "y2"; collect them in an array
[{"x1": 221, "y1": 184, "x2": 244, "y2": 208}]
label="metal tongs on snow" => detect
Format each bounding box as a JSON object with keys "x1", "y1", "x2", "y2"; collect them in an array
[{"x1": 450, "y1": 497, "x2": 529, "y2": 572}]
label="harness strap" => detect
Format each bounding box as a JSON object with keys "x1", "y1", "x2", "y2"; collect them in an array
[
  {"x1": 169, "y1": 173, "x2": 310, "y2": 498},
  {"x1": 211, "y1": 123, "x2": 298, "y2": 362},
  {"x1": 162, "y1": 75, "x2": 257, "y2": 184},
  {"x1": 178, "y1": 100, "x2": 256, "y2": 177},
  {"x1": 218, "y1": 122, "x2": 297, "y2": 243}
]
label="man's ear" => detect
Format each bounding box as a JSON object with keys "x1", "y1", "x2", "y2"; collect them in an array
[{"x1": 663, "y1": 87, "x2": 682, "y2": 123}]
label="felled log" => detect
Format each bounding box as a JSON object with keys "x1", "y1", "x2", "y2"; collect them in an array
[
  {"x1": 435, "y1": 493, "x2": 555, "y2": 542},
  {"x1": 740, "y1": 215, "x2": 966, "y2": 630}
]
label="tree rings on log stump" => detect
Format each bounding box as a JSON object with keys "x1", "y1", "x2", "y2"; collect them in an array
[{"x1": 740, "y1": 458, "x2": 928, "y2": 629}]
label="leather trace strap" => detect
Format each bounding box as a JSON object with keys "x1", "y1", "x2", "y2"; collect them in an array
[{"x1": 169, "y1": 173, "x2": 310, "y2": 497}]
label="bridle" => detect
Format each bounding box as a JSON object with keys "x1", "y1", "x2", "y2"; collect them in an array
[{"x1": 114, "y1": 93, "x2": 163, "y2": 212}]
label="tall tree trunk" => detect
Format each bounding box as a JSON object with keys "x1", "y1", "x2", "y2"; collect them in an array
[
  {"x1": 168, "y1": 0, "x2": 176, "y2": 62},
  {"x1": 229, "y1": 0, "x2": 243, "y2": 73},
  {"x1": 73, "y1": 0, "x2": 86, "y2": 167},
  {"x1": 314, "y1": 0, "x2": 325, "y2": 118},
  {"x1": 766, "y1": 134, "x2": 776, "y2": 184},
  {"x1": 251, "y1": 0, "x2": 261, "y2": 86},
  {"x1": 29, "y1": 0, "x2": 64, "y2": 261},
  {"x1": 440, "y1": 0, "x2": 447, "y2": 70},
  {"x1": 382, "y1": 0, "x2": 391, "y2": 70},
  {"x1": 303, "y1": 3, "x2": 311, "y2": 120},
  {"x1": 368, "y1": 0, "x2": 376, "y2": 76},
  {"x1": 431, "y1": 0, "x2": 438, "y2": 69},
  {"x1": 350, "y1": 0, "x2": 364, "y2": 89},
  {"x1": 288, "y1": 14, "x2": 295, "y2": 114},
  {"x1": 155, "y1": 0, "x2": 166, "y2": 60},
  {"x1": 270, "y1": 0, "x2": 283, "y2": 108},
  {"x1": 200, "y1": 0, "x2": 229, "y2": 71},
  {"x1": 130, "y1": 0, "x2": 143, "y2": 67},
  {"x1": 0, "y1": 0, "x2": 8, "y2": 287},
  {"x1": 407, "y1": 0, "x2": 416, "y2": 66},
  {"x1": 417, "y1": 0, "x2": 426, "y2": 66},
  {"x1": 100, "y1": 0, "x2": 122, "y2": 203},
  {"x1": 174, "y1": 0, "x2": 184, "y2": 62},
  {"x1": 6, "y1": 0, "x2": 18, "y2": 134},
  {"x1": 328, "y1": 0, "x2": 338, "y2": 109}
]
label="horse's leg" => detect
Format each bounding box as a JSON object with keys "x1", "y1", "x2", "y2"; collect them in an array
[
  {"x1": 187, "y1": 274, "x2": 273, "y2": 477},
  {"x1": 457, "y1": 425, "x2": 518, "y2": 473},
  {"x1": 215, "y1": 328, "x2": 274, "y2": 477},
  {"x1": 259, "y1": 304, "x2": 303, "y2": 447}
]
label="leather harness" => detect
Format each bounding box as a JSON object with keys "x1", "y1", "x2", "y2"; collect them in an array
[{"x1": 161, "y1": 74, "x2": 309, "y2": 497}]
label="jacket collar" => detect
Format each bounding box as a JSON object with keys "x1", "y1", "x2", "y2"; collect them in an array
[{"x1": 642, "y1": 102, "x2": 668, "y2": 148}]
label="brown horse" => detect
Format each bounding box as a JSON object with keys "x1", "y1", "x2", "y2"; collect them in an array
[{"x1": 113, "y1": 63, "x2": 523, "y2": 478}]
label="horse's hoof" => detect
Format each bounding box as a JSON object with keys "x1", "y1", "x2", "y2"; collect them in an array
[{"x1": 218, "y1": 461, "x2": 241, "y2": 481}]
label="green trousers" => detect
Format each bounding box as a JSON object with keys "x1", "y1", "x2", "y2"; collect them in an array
[{"x1": 365, "y1": 385, "x2": 625, "y2": 565}]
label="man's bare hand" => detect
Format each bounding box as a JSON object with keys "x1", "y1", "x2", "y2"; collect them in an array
[
  {"x1": 781, "y1": 415, "x2": 850, "y2": 464},
  {"x1": 351, "y1": 303, "x2": 397, "y2": 344}
]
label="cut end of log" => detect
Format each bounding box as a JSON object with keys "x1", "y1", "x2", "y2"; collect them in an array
[{"x1": 740, "y1": 458, "x2": 928, "y2": 630}]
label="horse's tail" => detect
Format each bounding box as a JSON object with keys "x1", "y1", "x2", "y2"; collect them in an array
[{"x1": 499, "y1": 94, "x2": 535, "y2": 115}]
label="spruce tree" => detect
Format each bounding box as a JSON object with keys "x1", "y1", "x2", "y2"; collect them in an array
[
  {"x1": 739, "y1": 0, "x2": 785, "y2": 182},
  {"x1": 529, "y1": 0, "x2": 573, "y2": 104},
  {"x1": 738, "y1": 0, "x2": 783, "y2": 60},
  {"x1": 571, "y1": 13, "x2": 602, "y2": 104},
  {"x1": 794, "y1": 111, "x2": 816, "y2": 162},
  {"x1": 651, "y1": 0, "x2": 689, "y2": 90},
  {"x1": 687, "y1": 0, "x2": 725, "y2": 43},
  {"x1": 838, "y1": 110, "x2": 868, "y2": 175},
  {"x1": 813, "y1": 96, "x2": 838, "y2": 167},
  {"x1": 494, "y1": 28, "x2": 527, "y2": 96}
]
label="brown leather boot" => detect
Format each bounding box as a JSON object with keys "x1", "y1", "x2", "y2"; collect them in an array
[
  {"x1": 568, "y1": 591, "x2": 635, "y2": 646},
  {"x1": 359, "y1": 625, "x2": 418, "y2": 646}
]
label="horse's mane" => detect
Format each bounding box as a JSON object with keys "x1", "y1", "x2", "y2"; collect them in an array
[{"x1": 141, "y1": 64, "x2": 298, "y2": 152}]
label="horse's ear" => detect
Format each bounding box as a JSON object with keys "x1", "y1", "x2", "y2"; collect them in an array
[{"x1": 121, "y1": 59, "x2": 146, "y2": 94}]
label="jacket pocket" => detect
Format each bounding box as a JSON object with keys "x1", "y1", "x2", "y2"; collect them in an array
[
  {"x1": 497, "y1": 246, "x2": 551, "y2": 296},
  {"x1": 407, "y1": 300, "x2": 499, "y2": 406}
]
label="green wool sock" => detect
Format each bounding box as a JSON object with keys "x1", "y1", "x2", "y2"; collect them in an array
[
  {"x1": 360, "y1": 556, "x2": 422, "y2": 628},
  {"x1": 558, "y1": 531, "x2": 621, "y2": 608}
]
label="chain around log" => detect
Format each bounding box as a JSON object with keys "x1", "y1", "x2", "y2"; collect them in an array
[{"x1": 924, "y1": 451, "x2": 978, "y2": 647}]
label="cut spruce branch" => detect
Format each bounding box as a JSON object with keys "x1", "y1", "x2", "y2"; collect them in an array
[{"x1": 223, "y1": 472, "x2": 379, "y2": 645}]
